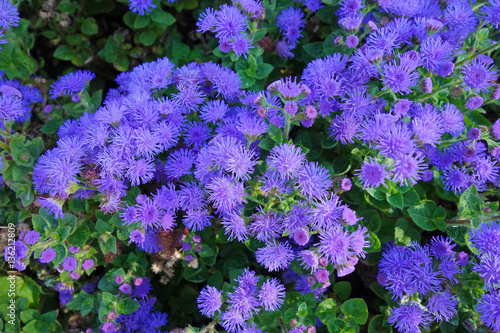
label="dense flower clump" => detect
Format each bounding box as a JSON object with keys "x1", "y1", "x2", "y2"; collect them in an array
[{"x1": 2, "y1": 0, "x2": 500, "y2": 332}]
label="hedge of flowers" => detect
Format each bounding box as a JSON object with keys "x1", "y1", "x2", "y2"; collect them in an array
[{"x1": 1, "y1": 0, "x2": 500, "y2": 332}]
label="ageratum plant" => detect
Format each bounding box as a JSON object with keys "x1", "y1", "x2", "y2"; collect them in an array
[{"x1": 0, "y1": 0, "x2": 500, "y2": 332}]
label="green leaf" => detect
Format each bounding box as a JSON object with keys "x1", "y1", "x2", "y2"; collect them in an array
[
  {"x1": 151, "y1": 9, "x2": 176, "y2": 27},
  {"x1": 327, "y1": 318, "x2": 348, "y2": 333},
  {"x1": 40, "y1": 119, "x2": 62, "y2": 134},
  {"x1": 387, "y1": 191, "x2": 404, "y2": 210},
  {"x1": 254, "y1": 63, "x2": 274, "y2": 80},
  {"x1": 458, "y1": 184, "x2": 483, "y2": 218},
  {"x1": 40, "y1": 310, "x2": 57, "y2": 324},
  {"x1": 321, "y1": 136, "x2": 337, "y2": 149},
  {"x1": 258, "y1": 138, "x2": 275, "y2": 150},
  {"x1": 21, "y1": 309, "x2": 40, "y2": 323},
  {"x1": 408, "y1": 200, "x2": 438, "y2": 231},
  {"x1": 433, "y1": 205, "x2": 447, "y2": 231},
  {"x1": 58, "y1": 0, "x2": 77, "y2": 14},
  {"x1": 268, "y1": 123, "x2": 283, "y2": 143},
  {"x1": 368, "y1": 314, "x2": 392, "y2": 333},
  {"x1": 340, "y1": 298, "x2": 368, "y2": 325},
  {"x1": 113, "y1": 56, "x2": 129, "y2": 72},
  {"x1": 297, "y1": 302, "x2": 308, "y2": 317},
  {"x1": 117, "y1": 299, "x2": 140, "y2": 315},
  {"x1": 53, "y1": 45, "x2": 75, "y2": 61},
  {"x1": 316, "y1": 298, "x2": 337, "y2": 324},
  {"x1": 67, "y1": 224, "x2": 90, "y2": 247},
  {"x1": 302, "y1": 42, "x2": 324, "y2": 58},
  {"x1": 81, "y1": 18, "x2": 98, "y2": 35},
  {"x1": 81, "y1": 298, "x2": 94, "y2": 316},
  {"x1": 96, "y1": 219, "x2": 114, "y2": 233},
  {"x1": 395, "y1": 218, "x2": 421, "y2": 245},
  {"x1": 139, "y1": 30, "x2": 156, "y2": 46},
  {"x1": 333, "y1": 282, "x2": 351, "y2": 301}
]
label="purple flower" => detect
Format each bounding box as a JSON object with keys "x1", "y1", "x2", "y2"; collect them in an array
[
  {"x1": 317, "y1": 226, "x2": 351, "y2": 266},
  {"x1": 440, "y1": 103, "x2": 464, "y2": 137},
  {"x1": 294, "y1": 162, "x2": 333, "y2": 199},
  {"x1": 198, "y1": 286, "x2": 223, "y2": 317},
  {"x1": 329, "y1": 115, "x2": 360, "y2": 145},
  {"x1": 259, "y1": 278, "x2": 286, "y2": 311},
  {"x1": 129, "y1": 0, "x2": 156, "y2": 15},
  {"x1": 467, "y1": 95, "x2": 484, "y2": 109},
  {"x1": 468, "y1": 221, "x2": 500, "y2": 257},
  {"x1": 473, "y1": 255, "x2": 500, "y2": 291},
  {"x1": 24, "y1": 230, "x2": 40, "y2": 245},
  {"x1": 0, "y1": 0, "x2": 20, "y2": 29},
  {"x1": 119, "y1": 283, "x2": 132, "y2": 294},
  {"x1": 255, "y1": 241, "x2": 294, "y2": 272},
  {"x1": 355, "y1": 157, "x2": 390, "y2": 189},
  {"x1": 420, "y1": 37, "x2": 453, "y2": 72},
  {"x1": 49, "y1": 70, "x2": 95, "y2": 98},
  {"x1": 382, "y1": 62, "x2": 419, "y2": 95},
  {"x1": 476, "y1": 290, "x2": 500, "y2": 332},
  {"x1": 293, "y1": 228, "x2": 310, "y2": 246},
  {"x1": 214, "y1": 4, "x2": 247, "y2": 42},
  {"x1": 250, "y1": 209, "x2": 283, "y2": 243},
  {"x1": 200, "y1": 100, "x2": 229, "y2": 123},
  {"x1": 226, "y1": 287, "x2": 260, "y2": 320},
  {"x1": 222, "y1": 211, "x2": 249, "y2": 242},
  {"x1": 481, "y1": 0, "x2": 500, "y2": 28},
  {"x1": 126, "y1": 158, "x2": 155, "y2": 186},
  {"x1": 277, "y1": 8, "x2": 305, "y2": 45},
  {"x1": 388, "y1": 302, "x2": 432, "y2": 333},
  {"x1": 82, "y1": 259, "x2": 94, "y2": 270},
  {"x1": 300, "y1": 250, "x2": 319, "y2": 271},
  {"x1": 206, "y1": 176, "x2": 246, "y2": 215},
  {"x1": 441, "y1": 166, "x2": 471, "y2": 194},
  {"x1": 311, "y1": 194, "x2": 343, "y2": 230},
  {"x1": 267, "y1": 144, "x2": 306, "y2": 178},
  {"x1": 62, "y1": 257, "x2": 77, "y2": 272},
  {"x1": 461, "y1": 57, "x2": 499, "y2": 93},
  {"x1": 38, "y1": 197, "x2": 65, "y2": 219},
  {"x1": 392, "y1": 153, "x2": 426, "y2": 186},
  {"x1": 430, "y1": 236, "x2": 456, "y2": 259},
  {"x1": 164, "y1": 148, "x2": 196, "y2": 179},
  {"x1": 40, "y1": 248, "x2": 56, "y2": 263}
]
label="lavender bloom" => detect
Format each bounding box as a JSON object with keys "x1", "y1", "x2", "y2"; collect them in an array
[
  {"x1": 250, "y1": 210, "x2": 283, "y2": 243},
  {"x1": 388, "y1": 302, "x2": 432, "y2": 333},
  {"x1": 481, "y1": 0, "x2": 500, "y2": 28},
  {"x1": 24, "y1": 230, "x2": 40, "y2": 245},
  {"x1": 294, "y1": 162, "x2": 333, "y2": 199},
  {"x1": 430, "y1": 236, "x2": 456, "y2": 259},
  {"x1": 355, "y1": 157, "x2": 390, "y2": 189},
  {"x1": 473, "y1": 255, "x2": 500, "y2": 291},
  {"x1": 476, "y1": 290, "x2": 500, "y2": 332},
  {"x1": 0, "y1": 0, "x2": 20, "y2": 29},
  {"x1": 206, "y1": 176, "x2": 246, "y2": 215},
  {"x1": 441, "y1": 166, "x2": 471, "y2": 194},
  {"x1": 38, "y1": 197, "x2": 65, "y2": 219},
  {"x1": 392, "y1": 153, "x2": 426, "y2": 186},
  {"x1": 62, "y1": 257, "x2": 77, "y2": 272},
  {"x1": 82, "y1": 259, "x2": 95, "y2": 270},
  {"x1": 259, "y1": 278, "x2": 286, "y2": 311},
  {"x1": 277, "y1": 8, "x2": 305, "y2": 45},
  {"x1": 129, "y1": 0, "x2": 156, "y2": 15},
  {"x1": 420, "y1": 37, "x2": 453, "y2": 72},
  {"x1": 198, "y1": 286, "x2": 223, "y2": 317},
  {"x1": 214, "y1": 4, "x2": 247, "y2": 42},
  {"x1": 255, "y1": 241, "x2": 294, "y2": 272},
  {"x1": 317, "y1": 226, "x2": 351, "y2": 266},
  {"x1": 382, "y1": 62, "x2": 419, "y2": 95},
  {"x1": 267, "y1": 144, "x2": 306, "y2": 178},
  {"x1": 40, "y1": 248, "x2": 56, "y2": 263},
  {"x1": 468, "y1": 221, "x2": 500, "y2": 257},
  {"x1": 49, "y1": 70, "x2": 95, "y2": 98},
  {"x1": 461, "y1": 57, "x2": 499, "y2": 93}
]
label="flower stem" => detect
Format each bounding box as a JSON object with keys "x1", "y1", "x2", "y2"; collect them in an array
[
  {"x1": 279, "y1": 318, "x2": 288, "y2": 333},
  {"x1": 284, "y1": 112, "x2": 292, "y2": 143},
  {"x1": 200, "y1": 319, "x2": 218, "y2": 333},
  {"x1": 455, "y1": 40, "x2": 500, "y2": 67}
]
